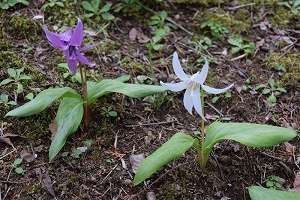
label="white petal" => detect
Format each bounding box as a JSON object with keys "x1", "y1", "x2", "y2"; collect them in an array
[
  {"x1": 183, "y1": 89, "x2": 193, "y2": 115},
  {"x1": 192, "y1": 89, "x2": 206, "y2": 121},
  {"x1": 172, "y1": 52, "x2": 188, "y2": 80},
  {"x1": 160, "y1": 81, "x2": 187, "y2": 92},
  {"x1": 202, "y1": 83, "x2": 234, "y2": 94},
  {"x1": 193, "y1": 60, "x2": 209, "y2": 84}
]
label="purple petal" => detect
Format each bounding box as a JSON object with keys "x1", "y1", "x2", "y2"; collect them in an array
[
  {"x1": 77, "y1": 51, "x2": 94, "y2": 66},
  {"x1": 172, "y1": 52, "x2": 188, "y2": 80},
  {"x1": 160, "y1": 81, "x2": 187, "y2": 92},
  {"x1": 202, "y1": 83, "x2": 234, "y2": 94},
  {"x1": 55, "y1": 28, "x2": 72, "y2": 42},
  {"x1": 67, "y1": 58, "x2": 78, "y2": 75},
  {"x1": 183, "y1": 88, "x2": 193, "y2": 115},
  {"x1": 43, "y1": 25, "x2": 68, "y2": 50},
  {"x1": 80, "y1": 42, "x2": 102, "y2": 51},
  {"x1": 69, "y1": 18, "x2": 84, "y2": 47},
  {"x1": 193, "y1": 60, "x2": 209, "y2": 84}
]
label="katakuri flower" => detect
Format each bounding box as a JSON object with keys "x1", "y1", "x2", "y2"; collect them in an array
[
  {"x1": 42, "y1": 18, "x2": 100, "y2": 74},
  {"x1": 160, "y1": 52, "x2": 234, "y2": 121}
]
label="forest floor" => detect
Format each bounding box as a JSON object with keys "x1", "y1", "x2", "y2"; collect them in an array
[{"x1": 1, "y1": 0, "x2": 300, "y2": 199}]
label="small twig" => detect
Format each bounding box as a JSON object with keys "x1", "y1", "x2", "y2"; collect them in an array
[
  {"x1": 136, "y1": 1, "x2": 193, "y2": 36},
  {"x1": 225, "y1": 3, "x2": 256, "y2": 11},
  {"x1": 0, "y1": 180, "x2": 18, "y2": 184},
  {"x1": 210, "y1": 151, "x2": 225, "y2": 180},
  {"x1": 261, "y1": 152, "x2": 283, "y2": 161},
  {"x1": 125, "y1": 120, "x2": 177, "y2": 128},
  {"x1": 205, "y1": 101, "x2": 223, "y2": 117},
  {"x1": 230, "y1": 53, "x2": 249, "y2": 61},
  {"x1": 99, "y1": 164, "x2": 118, "y2": 185},
  {"x1": 0, "y1": 149, "x2": 17, "y2": 160}
]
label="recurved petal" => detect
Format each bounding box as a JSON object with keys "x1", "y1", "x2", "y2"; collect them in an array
[
  {"x1": 77, "y1": 51, "x2": 94, "y2": 66},
  {"x1": 56, "y1": 28, "x2": 72, "y2": 42},
  {"x1": 183, "y1": 88, "x2": 193, "y2": 115},
  {"x1": 69, "y1": 18, "x2": 84, "y2": 47},
  {"x1": 193, "y1": 89, "x2": 206, "y2": 121},
  {"x1": 193, "y1": 60, "x2": 209, "y2": 84},
  {"x1": 202, "y1": 83, "x2": 234, "y2": 94},
  {"x1": 43, "y1": 25, "x2": 67, "y2": 50},
  {"x1": 80, "y1": 42, "x2": 102, "y2": 51},
  {"x1": 172, "y1": 52, "x2": 188, "y2": 80},
  {"x1": 160, "y1": 81, "x2": 187, "y2": 92}
]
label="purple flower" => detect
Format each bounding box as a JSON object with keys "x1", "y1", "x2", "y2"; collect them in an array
[{"x1": 43, "y1": 18, "x2": 100, "y2": 74}]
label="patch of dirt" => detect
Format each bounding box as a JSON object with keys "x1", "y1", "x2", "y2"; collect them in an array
[{"x1": 1, "y1": 1, "x2": 300, "y2": 199}]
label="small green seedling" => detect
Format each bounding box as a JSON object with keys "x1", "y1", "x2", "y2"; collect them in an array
[
  {"x1": 273, "y1": 64, "x2": 286, "y2": 76},
  {"x1": 41, "y1": 0, "x2": 64, "y2": 10},
  {"x1": 0, "y1": 93, "x2": 17, "y2": 106},
  {"x1": 0, "y1": 0, "x2": 29, "y2": 10},
  {"x1": 228, "y1": 34, "x2": 255, "y2": 56},
  {"x1": 200, "y1": 20, "x2": 229, "y2": 39},
  {"x1": 101, "y1": 107, "x2": 117, "y2": 117},
  {"x1": 12, "y1": 158, "x2": 24, "y2": 174},
  {"x1": 57, "y1": 63, "x2": 82, "y2": 83},
  {"x1": 211, "y1": 91, "x2": 232, "y2": 103},
  {"x1": 1, "y1": 67, "x2": 31, "y2": 94},
  {"x1": 278, "y1": 0, "x2": 300, "y2": 14},
  {"x1": 148, "y1": 10, "x2": 177, "y2": 51},
  {"x1": 254, "y1": 79, "x2": 286, "y2": 106},
  {"x1": 82, "y1": 0, "x2": 115, "y2": 20},
  {"x1": 106, "y1": 158, "x2": 116, "y2": 164},
  {"x1": 264, "y1": 175, "x2": 285, "y2": 190},
  {"x1": 189, "y1": 37, "x2": 217, "y2": 53},
  {"x1": 114, "y1": 0, "x2": 141, "y2": 16}
]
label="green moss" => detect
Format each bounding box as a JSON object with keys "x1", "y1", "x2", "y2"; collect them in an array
[
  {"x1": 120, "y1": 56, "x2": 148, "y2": 73},
  {"x1": 174, "y1": 0, "x2": 219, "y2": 6},
  {"x1": 198, "y1": 10, "x2": 250, "y2": 34},
  {"x1": 0, "y1": 12, "x2": 42, "y2": 42},
  {"x1": 265, "y1": 53, "x2": 300, "y2": 89}
]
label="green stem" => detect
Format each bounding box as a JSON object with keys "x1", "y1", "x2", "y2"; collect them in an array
[
  {"x1": 199, "y1": 86, "x2": 206, "y2": 169},
  {"x1": 79, "y1": 64, "x2": 90, "y2": 126}
]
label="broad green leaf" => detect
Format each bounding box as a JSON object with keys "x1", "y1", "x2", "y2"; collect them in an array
[
  {"x1": 231, "y1": 47, "x2": 240, "y2": 54},
  {"x1": 101, "y1": 13, "x2": 115, "y2": 20},
  {"x1": 277, "y1": 87, "x2": 287, "y2": 92},
  {"x1": 19, "y1": 75, "x2": 31, "y2": 80},
  {"x1": 56, "y1": 2, "x2": 64, "y2": 7},
  {"x1": 254, "y1": 84, "x2": 266, "y2": 90},
  {"x1": 17, "y1": 0, "x2": 29, "y2": 6},
  {"x1": 49, "y1": 97, "x2": 83, "y2": 161},
  {"x1": 269, "y1": 79, "x2": 275, "y2": 89},
  {"x1": 248, "y1": 186, "x2": 300, "y2": 200},
  {"x1": 5, "y1": 87, "x2": 80, "y2": 117},
  {"x1": 1, "y1": 78, "x2": 14, "y2": 85},
  {"x1": 91, "y1": 0, "x2": 100, "y2": 9},
  {"x1": 100, "y1": 3, "x2": 112, "y2": 13},
  {"x1": 159, "y1": 10, "x2": 167, "y2": 21},
  {"x1": 133, "y1": 132, "x2": 195, "y2": 185},
  {"x1": 82, "y1": 1, "x2": 95, "y2": 12},
  {"x1": 8, "y1": 68, "x2": 16, "y2": 79},
  {"x1": 228, "y1": 38, "x2": 241, "y2": 47},
  {"x1": 204, "y1": 122, "x2": 297, "y2": 159},
  {"x1": 16, "y1": 83, "x2": 23, "y2": 94},
  {"x1": 262, "y1": 88, "x2": 271, "y2": 94},
  {"x1": 87, "y1": 79, "x2": 166, "y2": 105}
]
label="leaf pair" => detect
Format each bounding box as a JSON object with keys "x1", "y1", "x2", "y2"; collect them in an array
[{"x1": 133, "y1": 122, "x2": 297, "y2": 185}]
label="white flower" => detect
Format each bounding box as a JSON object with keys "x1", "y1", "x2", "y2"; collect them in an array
[{"x1": 160, "y1": 52, "x2": 234, "y2": 121}]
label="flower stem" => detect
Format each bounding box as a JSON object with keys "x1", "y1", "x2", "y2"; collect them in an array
[
  {"x1": 199, "y1": 86, "x2": 206, "y2": 169},
  {"x1": 79, "y1": 64, "x2": 90, "y2": 126}
]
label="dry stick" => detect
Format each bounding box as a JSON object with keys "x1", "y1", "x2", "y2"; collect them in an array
[
  {"x1": 0, "y1": 149, "x2": 16, "y2": 160},
  {"x1": 128, "y1": 162, "x2": 188, "y2": 200},
  {"x1": 124, "y1": 120, "x2": 177, "y2": 128},
  {"x1": 225, "y1": 3, "x2": 256, "y2": 11},
  {"x1": 136, "y1": 1, "x2": 193, "y2": 36},
  {"x1": 99, "y1": 164, "x2": 118, "y2": 185}
]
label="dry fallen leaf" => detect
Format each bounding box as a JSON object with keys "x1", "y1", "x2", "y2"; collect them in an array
[
  {"x1": 20, "y1": 149, "x2": 36, "y2": 163},
  {"x1": 129, "y1": 146, "x2": 144, "y2": 173},
  {"x1": 49, "y1": 119, "x2": 57, "y2": 141},
  {"x1": 129, "y1": 28, "x2": 137, "y2": 41},
  {"x1": 44, "y1": 172, "x2": 56, "y2": 198},
  {"x1": 284, "y1": 142, "x2": 295, "y2": 155},
  {"x1": 294, "y1": 171, "x2": 300, "y2": 188},
  {"x1": 145, "y1": 131, "x2": 156, "y2": 145},
  {"x1": 0, "y1": 133, "x2": 23, "y2": 147}
]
